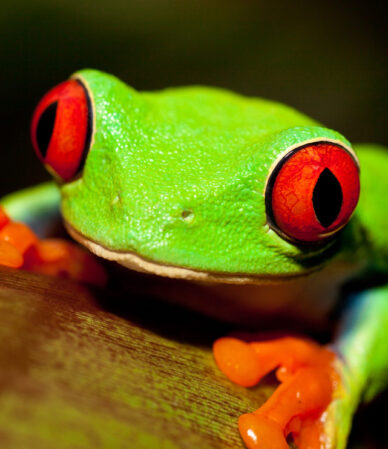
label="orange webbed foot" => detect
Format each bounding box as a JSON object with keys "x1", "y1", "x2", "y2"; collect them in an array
[
  {"x1": 0, "y1": 206, "x2": 107, "y2": 286},
  {"x1": 213, "y1": 335, "x2": 338, "y2": 449}
]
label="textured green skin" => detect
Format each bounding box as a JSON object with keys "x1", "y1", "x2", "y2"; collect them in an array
[{"x1": 62, "y1": 69, "x2": 356, "y2": 276}]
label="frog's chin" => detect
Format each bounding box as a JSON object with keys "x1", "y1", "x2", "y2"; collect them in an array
[{"x1": 65, "y1": 222, "x2": 318, "y2": 285}]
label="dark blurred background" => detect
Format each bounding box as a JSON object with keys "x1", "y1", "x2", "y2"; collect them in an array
[
  {"x1": 1, "y1": 0, "x2": 387, "y2": 195},
  {"x1": 0, "y1": 1, "x2": 387, "y2": 447}
]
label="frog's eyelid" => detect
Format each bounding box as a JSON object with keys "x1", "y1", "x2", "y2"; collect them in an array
[
  {"x1": 72, "y1": 77, "x2": 95, "y2": 179},
  {"x1": 72, "y1": 74, "x2": 96, "y2": 157}
]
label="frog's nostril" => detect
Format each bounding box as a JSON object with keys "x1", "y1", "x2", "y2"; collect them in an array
[{"x1": 181, "y1": 209, "x2": 194, "y2": 222}]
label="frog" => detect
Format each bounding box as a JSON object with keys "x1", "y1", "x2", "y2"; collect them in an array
[{"x1": 1, "y1": 69, "x2": 387, "y2": 449}]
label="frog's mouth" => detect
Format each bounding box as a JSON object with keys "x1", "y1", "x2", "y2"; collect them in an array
[{"x1": 65, "y1": 221, "x2": 321, "y2": 285}]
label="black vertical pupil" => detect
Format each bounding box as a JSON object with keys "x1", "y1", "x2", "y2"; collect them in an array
[
  {"x1": 313, "y1": 168, "x2": 343, "y2": 228},
  {"x1": 36, "y1": 101, "x2": 58, "y2": 158}
]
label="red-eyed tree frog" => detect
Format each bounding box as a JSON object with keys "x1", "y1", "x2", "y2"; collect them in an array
[{"x1": 1, "y1": 69, "x2": 387, "y2": 449}]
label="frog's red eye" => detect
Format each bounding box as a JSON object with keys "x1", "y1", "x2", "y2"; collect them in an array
[
  {"x1": 266, "y1": 141, "x2": 360, "y2": 243},
  {"x1": 31, "y1": 79, "x2": 93, "y2": 181}
]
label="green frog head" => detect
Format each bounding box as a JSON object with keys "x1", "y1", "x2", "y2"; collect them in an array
[{"x1": 30, "y1": 69, "x2": 360, "y2": 282}]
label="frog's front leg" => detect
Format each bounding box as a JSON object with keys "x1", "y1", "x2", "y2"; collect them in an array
[
  {"x1": 0, "y1": 183, "x2": 107, "y2": 286},
  {"x1": 325, "y1": 284, "x2": 388, "y2": 448},
  {"x1": 214, "y1": 284, "x2": 388, "y2": 449},
  {"x1": 214, "y1": 336, "x2": 336, "y2": 448}
]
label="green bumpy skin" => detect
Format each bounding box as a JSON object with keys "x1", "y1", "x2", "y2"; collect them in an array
[{"x1": 62, "y1": 69, "x2": 356, "y2": 277}]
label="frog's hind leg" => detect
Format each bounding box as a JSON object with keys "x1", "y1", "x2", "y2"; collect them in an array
[{"x1": 213, "y1": 336, "x2": 337, "y2": 449}]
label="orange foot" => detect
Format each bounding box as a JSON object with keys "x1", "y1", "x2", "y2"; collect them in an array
[
  {"x1": 213, "y1": 335, "x2": 338, "y2": 449},
  {"x1": 0, "y1": 206, "x2": 107, "y2": 287}
]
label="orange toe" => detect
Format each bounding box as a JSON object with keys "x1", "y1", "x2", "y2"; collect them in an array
[
  {"x1": 0, "y1": 222, "x2": 38, "y2": 254},
  {"x1": 293, "y1": 416, "x2": 324, "y2": 449},
  {"x1": 0, "y1": 211, "x2": 107, "y2": 287},
  {"x1": 239, "y1": 413, "x2": 289, "y2": 449},
  {"x1": 24, "y1": 239, "x2": 107, "y2": 287},
  {"x1": 0, "y1": 241, "x2": 23, "y2": 268},
  {"x1": 213, "y1": 337, "x2": 262, "y2": 387}
]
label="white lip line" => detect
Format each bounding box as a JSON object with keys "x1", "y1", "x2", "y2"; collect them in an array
[{"x1": 65, "y1": 221, "x2": 320, "y2": 285}]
